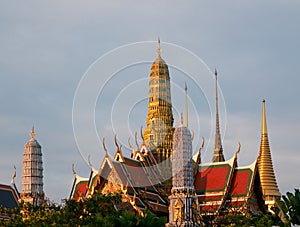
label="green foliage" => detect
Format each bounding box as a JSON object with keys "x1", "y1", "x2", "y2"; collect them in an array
[
  {"x1": 277, "y1": 188, "x2": 300, "y2": 226},
  {"x1": 4, "y1": 189, "x2": 299, "y2": 226},
  {"x1": 214, "y1": 212, "x2": 285, "y2": 227},
  {"x1": 0, "y1": 192, "x2": 166, "y2": 227}
]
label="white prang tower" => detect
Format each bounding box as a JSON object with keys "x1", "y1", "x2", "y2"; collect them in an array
[
  {"x1": 168, "y1": 115, "x2": 197, "y2": 227},
  {"x1": 21, "y1": 127, "x2": 44, "y2": 205}
]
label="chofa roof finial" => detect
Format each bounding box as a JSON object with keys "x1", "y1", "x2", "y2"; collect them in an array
[
  {"x1": 72, "y1": 163, "x2": 77, "y2": 176},
  {"x1": 134, "y1": 132, "x2": 139, "y2": 149},
  {"x1": 114, "y1": 134, "x2": 120, "y2": 151},
  {"x1": 102, "y1": 137, "x2": 108, "y2": 157},
  {"x1": 11, "y1": 165, "x2": 16, "y2": 184},
  {"x1": 140, "y1": 126, "x2": 144, "y2": 142}
]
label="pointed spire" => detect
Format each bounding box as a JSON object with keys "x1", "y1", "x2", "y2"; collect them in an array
[
  {"x1": 185, "y1": 82, "x2": 188, "y2": 128},
  {"x1": 180, "y1": 113, "x2": 184, "y2": 125},
  {"x1": 157, "y1": 37, "x2": 161, "y2": 58},
  {"x1": 30, "y1": 126, "x2": 35, "y2": 139},
  {"x1": 258, "y1": 99, "x2": 281, "y2": 207},
  {"x1": 212, "y1": 69, "x2": 225, "y2": 162},
  {"x1": 262, "y1": 99, "x2": 268, "y2": 134}
]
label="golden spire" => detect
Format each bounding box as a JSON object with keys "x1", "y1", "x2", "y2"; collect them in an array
[
  {"x1": 212, "y1": 69, "x2": 225, "y2": 162},
  {"x1": 30, "y1": 126, "x2": 35, "y2": 139},
  {"x1": 144, "y1": 38, "x2": 174, "y2": 195},
  {"x1": 144, "y1": 38, "x2": 174, "y2": 164},
  {"x1": 185, "y1": 82, "x2": 188, "y2": 128},
  {"x1": 258, "y1": 99, "x2": 281, "y2": 205}
]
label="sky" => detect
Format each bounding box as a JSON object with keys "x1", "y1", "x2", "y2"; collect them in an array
[{"x1": 0, "y1": 1, "x2": 299, "y2": 203}]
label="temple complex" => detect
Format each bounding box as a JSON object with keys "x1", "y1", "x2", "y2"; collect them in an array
[{"x1": 70, "y1": 40, "x2": 281, "y2": 222}]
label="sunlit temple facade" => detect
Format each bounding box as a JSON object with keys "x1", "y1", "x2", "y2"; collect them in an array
[{"x1": 70, "y1": 40, "x2": 281, "y2": 223}]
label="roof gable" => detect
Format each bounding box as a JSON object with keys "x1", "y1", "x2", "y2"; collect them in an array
[
  {"x1": 195, "y1": 164, "x2": 231, "y2": 192},
  {"x1": 0, "y1": 184, "x2": 19, "y2": 209},
  {"x1": 230, "y1": 169, "x2": 252, "y2": 196},
  {"x1": 195, "y1": 154, "x2": 236, "y2": 193},
  {"x1": 70, "y1": 175, "x2": 89, "y2": 201},
  {"x1": 229, "y1": 160, "x2": 257, "y2": 197}
]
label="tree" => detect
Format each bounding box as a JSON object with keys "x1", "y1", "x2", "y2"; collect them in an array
[
  {"x1": 277, "y1": 188, "x2": 300, "y2": 226},
  {"x1": 0, "y1": 192, "x2": 166, "y2": 226}
]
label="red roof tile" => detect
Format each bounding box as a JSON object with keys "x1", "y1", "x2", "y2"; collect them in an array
[
  {"x1": 230, "y1": 170, "x2": 252, "y2": 196},
  {"x1": 73, "y1": 180, "x2": 88, "y2": 201},
  {"x1": 198, "y1": 194, "x2": 222, "y2": 201},
  {"x1": 195, "y1": 165, "x2": 231, "y2": 192}
]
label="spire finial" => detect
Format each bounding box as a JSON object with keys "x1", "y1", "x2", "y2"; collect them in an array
[
  {"x1": 212, "y1": 68, "x2": 224, "y2": 162},
  {"x1": 262, "y1": 99, "x2": 268, "y2": 134},
  {"x1": 215, "y1": 69, "x2": 219, "y2": 121},
  {"x1": 157, "y1": 37, "x2": 161, "y2": 58},
  {"x1": 180, "y1": 113, "x2": 184, "y2": 125},
  {"x1": 185, "y1": 82, "x2": 188, "y2": 128},
  {"x1": 30, "y1": 126, "x2": 35, "y2": 139}
]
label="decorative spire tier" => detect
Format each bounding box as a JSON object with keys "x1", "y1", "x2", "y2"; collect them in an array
[
  {"x1": 212, "y1": 69, "x2": 225, "y2": 162},
  {"x1": 144, "y1": 39, "x2": 174, "y2": 164},
  {"x1": 171, "y1": 115, "x2": 194, "y2": 192},
  {"x1": 21, "y1": 127, "x2": 44, "y2": 205},
  {"x1": 168, "y1": 116, "x2": 196, "y2": 226},
  {"x1": 258, "y1": 100, "x2": 281, "y2": 209}
]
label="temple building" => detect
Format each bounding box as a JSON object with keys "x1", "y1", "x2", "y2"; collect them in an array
[
  {"x1": 20, "y1": 127, "x2": 45, "y2": 205},
  {"x1": 70, "y1": 40, "x2": 280, "y2": 220}
]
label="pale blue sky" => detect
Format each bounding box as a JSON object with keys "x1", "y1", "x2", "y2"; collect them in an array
[{"x1": 0, "y1": 1, "x2": 299, "y2": 202}]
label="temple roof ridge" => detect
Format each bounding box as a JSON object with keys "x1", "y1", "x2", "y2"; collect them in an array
[
  {"x1": 72, "y1": 164, "x2": 89, "y2": 181},
  {"x1": 201, "y1": 151, "x2": 236, "y2": 168},
  {"x1": 235, "y1": 158, "x2": 257, "y2": 171},
  {"x1": 88, "y1": 155, "x2": 98, "y2": 173}
]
